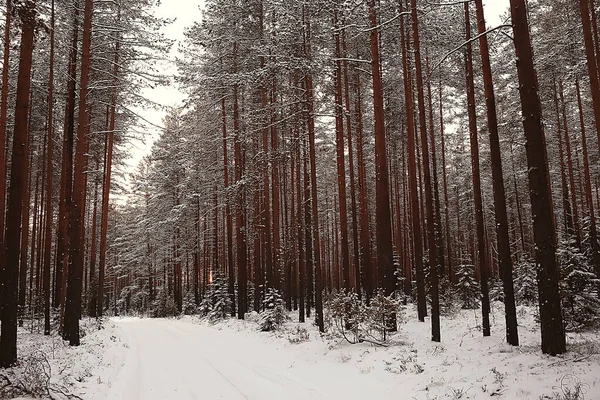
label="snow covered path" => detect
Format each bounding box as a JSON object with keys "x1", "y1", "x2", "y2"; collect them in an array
[{"x1": 104, "y1": 318, "x2": 386, "y2": 400}]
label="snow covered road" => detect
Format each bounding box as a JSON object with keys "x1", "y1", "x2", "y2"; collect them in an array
[{"x1": 103, "y1": 318, "x2": 387, "y2": 400}]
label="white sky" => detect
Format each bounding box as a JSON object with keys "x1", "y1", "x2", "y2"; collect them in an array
[{"x1": 125, "y1": 0, "x2": 511, "y2": 172}]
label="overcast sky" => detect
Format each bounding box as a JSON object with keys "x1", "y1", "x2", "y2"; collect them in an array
[{"x1": 125, "y1": 0, "x2": 511, "y2": 171}]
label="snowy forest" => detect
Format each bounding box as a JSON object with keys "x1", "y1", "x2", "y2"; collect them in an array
[{"x1": 2, "y1": 0, "x2": 600, "y2": 398}]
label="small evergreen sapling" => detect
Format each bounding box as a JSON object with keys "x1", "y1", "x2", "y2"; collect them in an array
[
  {"x1": 258, "y1": 288, "x2": 287, "y2": 331},
  {"x1": 199, "y1": 273, "x2": 232, "y2": 322},
  {"x1": 513, "y1": 256, "x2": 538, "y2": 306},
  {"x1": 557, "y1": 241, "x2": 600, "y2": 331},
  {"x1": 367, "y1": 289, "x2": 398, "y2": 341},
  {"x1": 153, "y1": 288, "x2": 177, "y2": 318},
  {"x1": 455, "y1": 264, "x2": 480, "y2": 309},
  {"x1": 182, "y1": 290, "x2": 197, "y2": 315},
  {"x1": 326, "y1": 289, "x2": 366, "y2": 344}
]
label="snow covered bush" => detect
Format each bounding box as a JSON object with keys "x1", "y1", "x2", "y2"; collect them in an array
[
  {"x1": 153, "y1": 288, "x2": 177, "y2": 318},
  {"x1": 326, "y1": 289, "x2": 366, "y2": 344},
  {"x1": 438, "y1": 277, "x2": 460, "y2": 317},
  {"x1": 488, "y1": 277, "x2": 504, "y2": 303},
  {"x1": 257, "y1": 288, "x2": 287, "y2": 331},
  {"x1": 182, "y1": 290, "x2": 197, "y2": 315},
  {"x1": 288, "y1": 326, "x2": 310, "y2": 343},
  {"x1": 366, "y1": 289, "x2": 400, "y2": 341},
  {"x1": 199, "y1": 273, "x2": 232, "y2": 322},
  {"x1": 557, "y1": 242, "x2": 600, "y2": 331},
  {"x1": 513, "y1": 256, "x2": 538, "y2": 306},
  {"x1": 455, "y1": 264, "x2": 480, "y2": 309}
]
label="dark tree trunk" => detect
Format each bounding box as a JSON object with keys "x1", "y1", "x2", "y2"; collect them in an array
[
  {"x1": 509, "y1": 0, "x2": 566, "y2": 355},
  {"x1": 425, "y1": 56, "x2": 446, "y2": 279},
  {"x1": 341, "y1": 28, "x2": 360, "y2": 296},
  {"x1": 65, "y1": 0, "x2": 93, "y2": 346},
  {"x1": 98, "y1": 11, "x2": 120, "y2": 318},
  {"x1": 400, "y1": 3, "x2": 425, "y2": 320},
  {"x1": 579, "y1": 0, "x2": 600, "y2": 152},
  {"x1": 18, "y1": 131, "x2": 32, "y2": 326},
  {"x1": 0, "y1": 0, "x2": 11, "y2": 278},
  {"x1": 411, "y1": 0, "x2": 440, "y2": 341},
  {"x1": 354, "y1": 69, "x2": 373, "y2": 300},
  {"x1": 43, "y1": 0, "x2": 56, "y2": 335},
  {"x1": 554, "y1": 81, "x2": 575, "y2": 241},
  {"x1": 558, "y1": 80, "x2": 581, "y2": 247},
  {"x1": 55, "y1": 2, "x2": 79, "y2": 309},
  {"x1": 465, "y1": 3, "x2": 490, "y2": 337},
  {"x1": 473, "y1": 0, "x2": 518, "y2": 345},
  {"x1": 576, "y1": 78, "x2": 600, "y2": 285},
  {"x1": 1, "y1": 0, "x2": 36, "y2": 367},
  {"x1": 303, "y1": 5, "x2": 324, "y2": 332},
  {"x1": 221, "y1": 80, "x2": 236, "y2": 317},
  {"x1": 369, "y1": 0, "x2": 396, "y2": 331},
  {"x1": 233, "y1": 41, "x2": 247, "y2": 319},
  {"x1": 333, "y1": 12, "x2": 351, "y2": 293}
]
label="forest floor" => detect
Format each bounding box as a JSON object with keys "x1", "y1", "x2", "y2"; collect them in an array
[{"x1": 6, "y1": 302, "x2": 600, "y2": 399}]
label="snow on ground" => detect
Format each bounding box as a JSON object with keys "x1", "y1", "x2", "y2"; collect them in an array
[
  {"x1": 6, "y1": 302, "x2": 600, "y2": 399},
  {"x1": 6, "y1": 318, "x2": 128, "y2": 399}
]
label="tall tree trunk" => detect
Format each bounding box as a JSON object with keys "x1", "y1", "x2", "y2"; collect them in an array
[
  {"x1": 341, "y1": 28, "x2": 360, "y2": 295},
  {"x1": 0, "y1": 0, "x2": 12, "y2": 275},
  {"x1": 464, "y1": 3, "x2": 490, "y2": 337},
  {"x1": 369, "y1": 0, "x2": 396, "y2": 331},
  {"x1": 333, "y1": 12, "x2": 351, "y2": 293},
  {"x1": 411, "y1": 0, "x2": 440, "y2": 340},
  {"x1": 233, "y1": 41, "x2": 247, "y2": 319},
  {"x1": 559, "y1": 80, "x2": 581, "y2": 247},
  {"x1": 554, "y1": 81, "x2": 575, "y2": 241},
  {"x1": 221, "y1": 79, "x2": 236, "y2": 316},
  {"x1": 509, "y1": 0, "x2": 566, "y2": 355},
  {"x1": 259, "y1": 4, "x2": 271, "y2": 310},
  {"x1": 473, "y1": 0, "x2": 519, "y2": 345},
  {"x1": 303, "y1": 5, "x2": 324, "y2": 332},
  {"x1": 65, "y1": 0, "x2": 93, "y2": 346},
  {"x1": 98, "y1": 11, "x2": 120, "y2": 318},
  {"x1": 576, "y1": 78, "x2": 600, "y2": 285},
  {"x1": 43, "y1": 0, "x2": 56, "y2": 335},
  {"x1": 55, "y1": 1, "x2": 79, "y2": 309},
  {"x1": 1, "y1": 0, "x2": 36, "y2": 367},
  {"x1": 18, "y1": 134, "x2": 33, "y2": 325},
  {"x1": 425, "y1": 56, "x2": 446, "y2": 279},
  {"x1": 579, "y1": 0, "x2": 600, "y2": 153},
  {"x1": 270, "y1": 77, "x2": 281, "y2": 292},
  {"x1": 88, "y1": 161, "x2": 99, "y2": 318},
  {"x1": 438, "y1": 81, "x2": 453, "y2": 282},
  {"x1": 354, "y1": 68, "x2": 372, "y2": 300},
  {"x1": 401, "y1": 2, "x2": 425, "y2": 320}
]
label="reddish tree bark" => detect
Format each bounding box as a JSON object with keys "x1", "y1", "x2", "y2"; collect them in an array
[
  {"x1": 369, "y1": 0, "x2": 396, "y2": 330},
  {"x1": 353, "y1": 68, "x2": 373, "y2": 300},
  {"x1": 233, "y1": 41, "x2": 248, "y2": 319},
  {"x1": 55, "y1": 2, "x2": 79, "y2": 309},
  {"x1": 43, "y1": 0, "x2": 56, "y2": 335},
  {"x1": 464, "y1": 3, "x2": 490, "y2": 337},
  {"x1": 341, "y1": 28, "x2": 360, "y2": 295},
  {"x1": 0, "y1": 0, "x2": 11, "y2": 272},
  {"x1": 509, "y1": 0, "x2": 566, "y2": 355},
  {"x1": 303, "y1": 5, "x2": 324, "y2": 332},
  {"x1": 473, "y1": 0, "x2": 518, "y2": 345},
  {"x1": 1, "y1": 0, "x2": 36, "y2": 367},
  {"x1": 576, "y1": 78, "x2": 600, "y2": 283},
  {"x1": 333, "y1": 12, "x2": 351, "y2": 292},
  {"x1": 98, "y1": 11, "x2": 121, "y2": 318},
  {"x1": 579, "y1": 0, "x2": 600, "y2": 153},
  {"x1": 65, "y1": 0, "x2": 93, "y2": 346},
  {"x1": 411, "y1": 0, "x2": 440, "y2": 340},
  {"x1": 400, "y1": 3, "x2": 425, "y2": 320}
]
